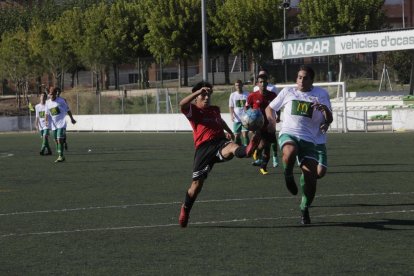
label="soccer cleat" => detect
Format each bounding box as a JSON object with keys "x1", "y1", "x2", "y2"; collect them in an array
[
  {"x1": 301, "y1": 208, "x2": 311, "y2": 225},
  {"x1": 284, "y1": 173, "x2": 298, "y2": 195},
  {"x1": 259, "y1": 168, "x2": 268, "y2": 175},
  {"x1": 245, "y1": 134, "x2": 261, "y2": 157},
  {"x1": 252, "y1": 150, "x2": 258, "y2": 161},
  {"x1": 251, "y1": 159, "x2": 262, "y2": 166},
  {"x1": 272, "y1": 156, "x2": 279, "y2": 167},
  {"x1": 46, "y1": 150, "x2": 53, "y2": 155},
  {"x1": 54, "y1": 156, "x2": 65, "y2": 163},
  {"x1": 39, "y1": 151, "x2": 45, "y2": 156},
  {"x1": 179, "y1": 204, "x2": 190, "y2": 228}
]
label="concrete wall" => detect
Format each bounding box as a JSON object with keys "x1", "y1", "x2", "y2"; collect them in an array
[{"x1": 2, "y1": 109, "x2": 414, "y2": 133}]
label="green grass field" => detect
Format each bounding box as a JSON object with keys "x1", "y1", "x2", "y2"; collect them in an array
[{"x1": 1, "y1": 132, "x2": 413, "y2": 275}]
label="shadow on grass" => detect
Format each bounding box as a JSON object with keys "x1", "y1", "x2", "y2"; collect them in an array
[
  {"x1": 316, "y1": 218, "x2": 414, "y2": 231},
  {"x1": 196, "y1": 218, "x2": 414, "y2": 231},
  {"x1": 314, "y1": 203, "x2": 414, "y2": 208}
]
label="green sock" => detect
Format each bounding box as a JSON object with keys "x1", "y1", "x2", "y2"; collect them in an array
[
  {"x1": 271, "y1": 143, "x2": 277, "y2": 157},
  {"x1": 300, "y1": 173, "x2": 308, "y2": 210},
  {"x1": 57, "y1": 143, "x2": 64, "y2": 157},
  {"x1": 300, "y1": 173, "x2": 316, "y2": 210},
  {"x1": 242, "y1": 135, "x2": 249, "y2": 146},
  {"x1": 235, "y1": 136, "x2": 241, "y2": 145}
]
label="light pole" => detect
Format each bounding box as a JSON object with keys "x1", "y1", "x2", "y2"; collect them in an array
[
  {"x1": 402, "y1": 0, "x2": 405, "y2": 28},
  {"x1": 201, "y1": 0, "x2": 208, "y2": 82},
  {"x1": 280, "y1": 0, "x2": 290, "y2": 83}
]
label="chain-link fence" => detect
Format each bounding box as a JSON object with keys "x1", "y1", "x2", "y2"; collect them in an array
[{"x1": 60, "y1": 88, "x2": 183, "y2": 115}]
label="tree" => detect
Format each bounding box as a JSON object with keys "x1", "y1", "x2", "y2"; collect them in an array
[
  {"x1": 298, "y1": 0, "x2": 386, "y2": 81},
  {"x1": 380, "y1": 50, "x2": 414, "y2": 93},
  {"x1": 27, "y1": 21, "x2": 78, "y2": 90},
  {"x1": 53, "y1": 7, "x2": 86, "y2": 89},
  {"x1": 143, "y1": 0, "x2": 201, "y2": 86},
  {"x1": 209, "y1": 0, "x2": 283, "y2": 75},
  {"x1": 57, "y1": 4, "x2": 111, "y2": 93},
  {"x1": 0, "y1": 29, "x2": 37, "y2": 108},
  {"x1": 104, "y1": 0, "x2": 149, "y2": 89},
  {"x1": 298, "y1": 0, "x2": 386, "y2": 36}
]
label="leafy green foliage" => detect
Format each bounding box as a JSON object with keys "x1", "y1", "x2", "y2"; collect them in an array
[
  {"x1": 299, "y1": 0, "x2": 386, "y2": 35},
  {"x1": 210, "y1": 0, "x2": 283, "y2": 63},
  {"x1": 379, "y1": 50, "x2": 414, "y2": 85},
  {"x1": 143, "y1": 0, "x2": 201, "y2": 63}
]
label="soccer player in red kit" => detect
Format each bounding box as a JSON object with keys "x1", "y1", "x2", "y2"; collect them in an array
[
  {"x1": 246, "y1": 74, "x2": 278, "y2": 175},
  {"x1": 178, "y1": 81, "x2": 260, "y2": 227}
]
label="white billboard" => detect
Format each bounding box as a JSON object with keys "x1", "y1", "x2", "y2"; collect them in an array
[{"x1": 272, "y1": 28, "x2": 414, "y2": 59}]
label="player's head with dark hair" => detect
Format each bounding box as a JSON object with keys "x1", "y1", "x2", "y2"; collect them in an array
[
  {"x1": 256, "y1": 74, "x2": 268, "y2": 93},
  {"x1": 256, "y1": 73, "x2": 268, "y2": 83},
  {"x1": 299, "y1": 65, "x2": 315, "y2": 80},
  {"x1": 234, "y1": 79, "x2": 243, "y2": 92},
  {"x1": 258, "y1": 66, "x2": 269, "y2": 76},
  {"x1": 48, "y1": 86, "x2": 59, "y2": 100},
  {"x1": 192, "y1": 81, "x2": 213, "y2": 93},
  {"x1": 40, "y1": 92, "x2": 47, "y2": 104},
  {"x1": 297, "y1": 65, "x2": 315, "y2": 92}
]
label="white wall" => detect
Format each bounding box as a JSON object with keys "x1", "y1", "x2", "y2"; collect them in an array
[{"x1": 1, "y1": 109, "x2": 414, "y2": 132}]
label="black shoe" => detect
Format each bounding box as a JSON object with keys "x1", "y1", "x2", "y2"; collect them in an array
[
  {"x1": 301, "y1": 208, "x2": 311, "y2": 225},
  {"x1": 284, "y1": 173, "x2": 298, "y2": 195},
  {"x1": 46, "y1": 150, "x2": 52, "y2": 155},
  {"x1": 39, "y1": 151, "x2": 44, "y2": 156}
]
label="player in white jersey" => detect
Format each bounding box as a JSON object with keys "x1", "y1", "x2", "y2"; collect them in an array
[
  {"x1": 229, "y1": 80, "x2": 250, "y2": 146},
  {"x1": 35, "y1": 92, "x2": 52, "y2": 155},
  {"x1": 265, "y1": 65, "x2": 332, "y2": 224},
  {"x1": 253, "y1": 69, "x2": 279, "y2": 168},
  {"x1": 45, "y1": 87, "x2": 76, "y2": 163}
]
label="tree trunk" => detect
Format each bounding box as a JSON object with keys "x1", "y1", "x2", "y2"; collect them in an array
[
  {"x1": 178, "y1": 58, "x2": 181, "y2": 88},
  {"x1": 223, "y1": 53, "x2": 230, "y2": 84},
  {"x1": 104, "y1": 67, "x2": 109, "y2": 90},
  {"x1": 183, "y1": 58, "x2": 188, "y2": 87},
  {"x1": 113, "y1": 63, "x2": 119, "y2": 90}
]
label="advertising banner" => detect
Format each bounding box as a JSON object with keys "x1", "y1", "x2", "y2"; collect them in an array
[{"x1": 272, "y1": 28, "x2": 414, "y2": 59}]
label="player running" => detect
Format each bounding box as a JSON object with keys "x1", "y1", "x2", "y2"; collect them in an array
[
  {"x1": 246, "y1": 73, "x2": 277, "y2": 175},
  {"x1": 265, "y1": 65, "x2": 332, "y2": 224}
]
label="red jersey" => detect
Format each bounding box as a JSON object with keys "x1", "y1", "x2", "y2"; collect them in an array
[
  {"x1": 181, "y1": 104, "x2": 225, "y2": 149},
  {"x1": 247, "y1": 90, "x2": 277, "y2": 128}
]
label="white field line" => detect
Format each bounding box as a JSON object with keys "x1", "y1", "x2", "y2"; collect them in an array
[
  {"x1": 0, "y1": 153, "x2": 14, "y2": 158},
  {"x1": 1, "y1": 209, "x2": 413, "y2": 239},
  {"x1": 1, "y1": 191, "x2": 413, "y2": 217}
]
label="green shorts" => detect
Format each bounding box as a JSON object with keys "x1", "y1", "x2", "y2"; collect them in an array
[
  {"x1": 315, "y1": 143, "x2": 327, "y2": 167},
  {"x1": 278, "y1": 133, "x2": 318, "y2": 165},
  {"x1": 233, "y1": 122, "x2": 248, "y2": 134},
  {"x1": 53, "y1": 128, "x2": 66, "y2": 140},
  {"x1": 39, "y1": 129, "x2": 50, "y2": 137}
]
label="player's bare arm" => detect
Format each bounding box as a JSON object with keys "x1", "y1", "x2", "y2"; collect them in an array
[
  {"x1": 67, "y1": 111, "x2": 77, "y2": 124},
  {"x1": 265, "y1": 106, "x2": 277, "y2": 132},
  {"x1": 221, "y1": 118, "x2": 235, "y2": 141},
  {"x1": 179, "y1": 87, "x2": 211, "y2": 109}
]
